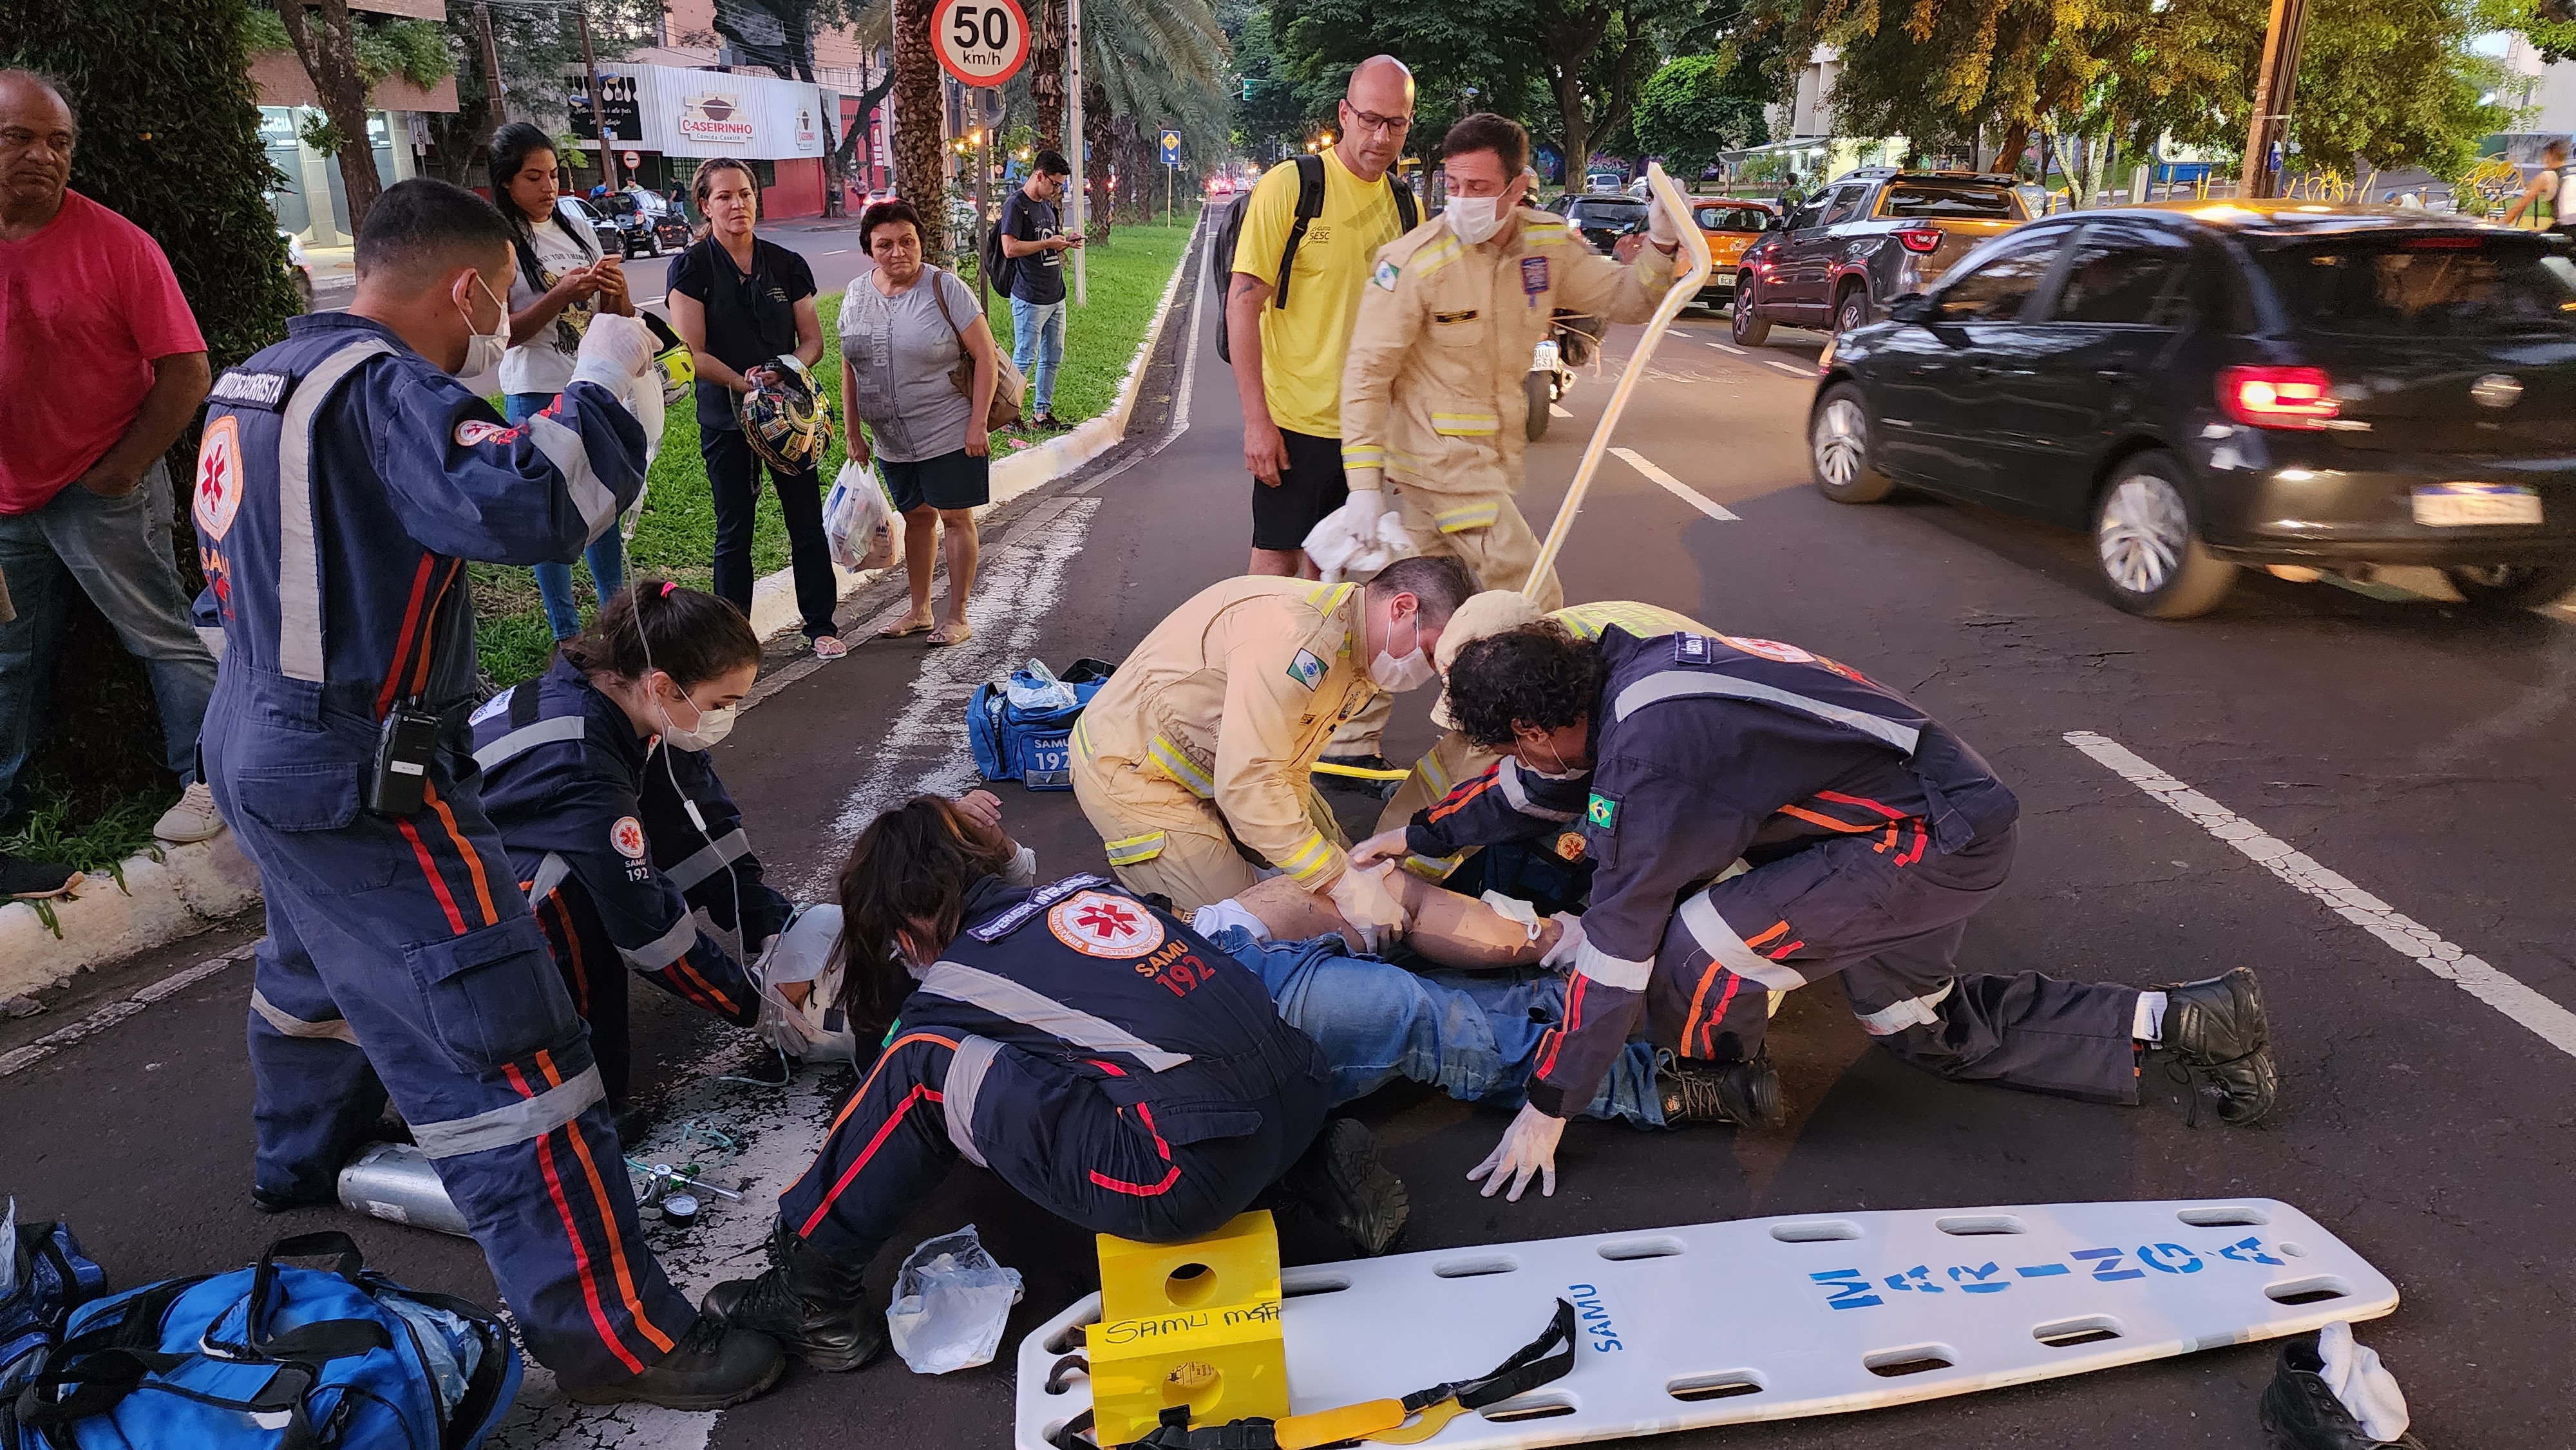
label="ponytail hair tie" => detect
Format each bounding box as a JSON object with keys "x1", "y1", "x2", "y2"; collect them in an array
[{"x1": 661, "y1": 581, "x2": 679, "y2": 598}]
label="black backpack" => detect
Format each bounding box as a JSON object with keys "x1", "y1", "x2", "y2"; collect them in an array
[
  {"x1": 981, "y1": 207, "x2": 1018, "y2": 299},
  {"x1": 1211, "y1": 154, "x2": 1419, "y2": 362}
]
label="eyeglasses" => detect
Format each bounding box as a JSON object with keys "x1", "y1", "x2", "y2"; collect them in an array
[{"x1": 1342, "y1": 106, "x2": 1413, "y2": 137}]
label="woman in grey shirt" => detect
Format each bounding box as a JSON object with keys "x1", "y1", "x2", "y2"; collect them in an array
[{"x1": 839, "y1": 198, "x2": 999, "y2": 646}]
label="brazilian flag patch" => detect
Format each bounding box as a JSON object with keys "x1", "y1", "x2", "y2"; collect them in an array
[{"x1": 1587, "y1": 793, "x2": 1619, "y2": 831}]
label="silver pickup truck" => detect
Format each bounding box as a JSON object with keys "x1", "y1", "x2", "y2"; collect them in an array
[{"x1": 1732, "y1": 169, "x2": 2036, "y2": 344}]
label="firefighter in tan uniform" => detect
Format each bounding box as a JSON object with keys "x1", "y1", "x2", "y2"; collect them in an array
[
  {"x1": 1071, "y1": 557, "x2": 1477, "y2": 934},
  {"x1": 1376, "y1": 594, "x2": 1714, "y2": 871},
  {"x1": 1327, "y1": 113, "x2": 1683, "y2": 614}
]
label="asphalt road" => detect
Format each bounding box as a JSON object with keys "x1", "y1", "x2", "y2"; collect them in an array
[{"x1": 11, "y1": 233, "x2": 2575, "y2": 1450}]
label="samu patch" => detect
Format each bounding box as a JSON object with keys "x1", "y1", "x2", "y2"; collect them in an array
[
  {"x1": 1586, "y1": 793, "x2": 1620, "y2": 831},
  {"x1": 1371, "y1": 259, "x2": 1400, "y2": 292},
  {"x1": 610, "y1": 816, "x2": 649, "y2": 860},
  {"x1": 1286, "y1": 649, "x2": 1327, "y2": 690}
]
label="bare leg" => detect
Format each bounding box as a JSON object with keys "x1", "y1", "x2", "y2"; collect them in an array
[
  {"x1": 932, "y1": 509, "x2": 979, "y2": 643},
  {"x1": 884, "y1": 505, "x2": 937, "y2": 635},
  {"x1": 1232, "y1": 869, "x2": 1560, "y2": 970}
]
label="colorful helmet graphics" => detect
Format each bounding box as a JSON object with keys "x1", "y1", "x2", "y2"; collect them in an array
[{"x1": 738, "y1": 353, "x2": 834, "y2": 471}]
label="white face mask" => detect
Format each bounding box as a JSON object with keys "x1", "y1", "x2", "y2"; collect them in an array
[
  {"x1": 455, "y1": 274, "x2": 509, "y2": 377},
  {"x1": 1524, "y1": 733, "x2": 1583, "y2": 779},
  {"x1": 1370, "y1": 609, "x2": 1435, "y2": 692},
  {"x1": 1446, "y1": 193, "x2": 1506, "y2": 245},
  {"x1": 658, "y1": 684, "x2": 737, "y2": 752}
]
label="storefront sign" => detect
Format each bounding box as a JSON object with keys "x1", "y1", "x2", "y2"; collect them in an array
[
  {"x1": 569, "y1": 73, "x2": 641, "y2": 142},
  {"x1": 679, "y1": 92, "x2": 757, "y2": 144}
]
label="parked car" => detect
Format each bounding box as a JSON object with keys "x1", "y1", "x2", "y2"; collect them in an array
[
  {"x1": 1736, "y1": 167, "x2": 2034, "y2": 344},
  {"x1": 555, "y1": 195, "x2": 622, "y2": 259},
  {"x1": 604, "y1": 189, "x2": 690, "y2": 256},
  {"x1": 1550, "y1": 192, "x2": 1651, "y2": 254},
  {"x1": 1585, "y1": 168, "x2": 1625, "y2": 193},
  {"x1": 1622, "y1": 198, "x2": 1781, "y2": 308},
  {"x1": 1808, "y1": 202, "x2": 2576, "y2": 617},
  {"x1": 280, "y1": 229, "x2": 314, "y2": 312}
]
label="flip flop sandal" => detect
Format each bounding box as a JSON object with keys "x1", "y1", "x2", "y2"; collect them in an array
[
  {"x1": 878, "y1": 616, "x2": 934, "y2": 638},
  {"x1": 811, "y1": 635, "x2": 849, "y2": 660},
  {"x1": 927, "y1": 625, "x2": 974, "y2": 647}
]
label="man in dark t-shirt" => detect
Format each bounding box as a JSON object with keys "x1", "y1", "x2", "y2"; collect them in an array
[{"x1": 997, "y1": 149, "x2": 1081, "y2": 428}]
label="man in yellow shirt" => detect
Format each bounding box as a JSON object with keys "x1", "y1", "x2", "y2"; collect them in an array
[{"x1": 1228, "y1": 55, "x2": 1419, "y2": 581}]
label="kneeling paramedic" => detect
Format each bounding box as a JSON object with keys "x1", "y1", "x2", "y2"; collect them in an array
[
  {"x1": 1068, "y1": 555, "x2": 1475, "y2": 931},
  {"x1": 473, "y1": 581, "x2": 785, "y2": 1102},
  {"x1": 702, "y1": 796, "x2": 1408, "y2": 1371},
  {"x1": 194, "y1": 179, "x2": 783, "y2": 1408},
  {"x1": 1368, "y1": 622, "x2": 2283, "y2": 1201}
]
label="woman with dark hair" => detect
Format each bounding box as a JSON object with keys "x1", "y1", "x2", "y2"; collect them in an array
[
  {"x1": 840, "y1": 198, "x2": 999, "y2": 646},
  {"x1": 469, "y1": 580, "x2": 775, "y2": 1101},
  {"x1": 700, "y1": 796, "x2": 1406, "y2": 1373},
  {"x1": 486, "y1": 120, "x2": 633, "y2": 641},
  {"x1": 668, "y1": 158, "x2": 842, "y2": 657}
]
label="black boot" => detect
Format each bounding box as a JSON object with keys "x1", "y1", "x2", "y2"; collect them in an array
[
  {"x1": 1264, "y1": 1118, "x2": 1408, "y2": 1261},
  {"x1": 1655, "y1": 1049, "x2": 1786, "y2": 1129},
  {"x1": 2157, "y1": 967, "x2": 2280, "y2": 1126},
  {"x1": 2257, "y1": 1334, "x2": 2427, "y2": 1449},
  {"x1": 561, "y1": 1312, "x2": 784, "y2": 1410},
  {"x1": 701, "y1": 1221, "x2": 885, "y2": 1373}
]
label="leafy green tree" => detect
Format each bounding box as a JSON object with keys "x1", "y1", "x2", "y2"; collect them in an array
[
  {"x1": 1634, "y1": 46, "x2": 1772, "y2": 178},
  {"x1": 261, "y1": 0, "x2": 453, "y2": 231}
]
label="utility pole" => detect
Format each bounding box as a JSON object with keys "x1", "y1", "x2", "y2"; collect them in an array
[
  {"x1": 1066, "y1": 0, "x2": 1086, "y2": 306},
  {"x1": 473, "y1": 2, "x2": 505, "y2": 114},
  {"x1": 2240, "y1": 0, "x2": 2309, "y2": 200},
  {"x1": 577, "y1": 0, "x2": 617, "y2": 191}
]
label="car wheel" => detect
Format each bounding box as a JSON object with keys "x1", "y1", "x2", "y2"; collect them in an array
[
  {"x1": 1524, "y1": 373, "x2": 1552, "y2": 440},
  {"x1": 1732, "y1": 289, "x2": 1771, "y2": 346},
  {"x1": 1809, "y1": 384, "x2": 1893, "y2": 504},
  {"x1": 2442, "y1": 563, "x2": 2576, "y2": 610},
  {"x1": 1833, "y1": 284, "x2": 1871, "y2": 335},
  {"x1": 2092, "y1": 453, "x2": 2238, "y2": 619}
]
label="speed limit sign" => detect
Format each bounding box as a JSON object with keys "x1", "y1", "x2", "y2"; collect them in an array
[{"x1": 933, "y1": 0, "x2": 1030, "y2": 87}]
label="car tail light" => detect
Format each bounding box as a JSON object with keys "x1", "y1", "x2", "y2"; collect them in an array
[
  {"x1": 2217, "y1": 366, "x2": 2338, "y2": 428},
  {"x1": 1896, "y1": 228, "x2": 1943, "y2": 254}
]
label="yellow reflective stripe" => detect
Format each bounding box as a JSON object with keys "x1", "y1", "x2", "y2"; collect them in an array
[
  {"x1": 1556, "y1": 601, "x2": 1702, "y2": 640},
  {"x1": 1148, "y1": 737, "x2": 1215, "y2": 797},
  {"x1": 1435, "y1": 502, "x2": 1501, "y2": 533},
  {"x1": 1430, "y1": 413, "x2": 1501, "y2": 437},
  {"x1": 1276, "y1": 829, "x2": 1336, "y2": 883},
  {"x1": 1303, "y1": 581, "x2": 1356, "y2": 613},
  {"x1": 1524, "y1": 226, "x2": 1572, "y2": 249},
  {"x1": 1104, "y1": 832, "x2": 1168, "y2": 865},
  {"x1": 1402, "y1": 851, "x2": 1466, "y2": 881},
  {"x1": 1072, "y1": 715, "x2": 1094, "y2": 758},
  {"x1": 1341, "y1": 445, "x2": 1386, "y2": 468},
  {"x1": 1415, "y1": 239, "x2": 1463, "y2": 277},
  {"x1": 1418, "y1": 751, "x2": 1452, "y2": 796}
]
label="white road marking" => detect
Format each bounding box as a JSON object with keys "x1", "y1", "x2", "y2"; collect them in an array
[
  {"x1": 1611, "y1": 447, "x2": 1738, "y2": 522},
  {"x1": 2064, "y1": 730, "x2": 2576, "y2": 1062},
  {"x1": 1704, "y1": 340, "x2": 1746, "y2": 355},
  {"x1": 1549, "y1": 403, "x2": 1573, "y2": 419},
  {"x1": 1763, "y1": 358, "x2": 1815, "y2": 377},
  {"x1": 0, "y1": 945, "x2": 251, "y2": 1078},
  {"x1": 822, "y1": 249, "x2": 851, "y2": 255},
  {"x1": 635, "y1": 296, "x2": 665, "y2": 306}
]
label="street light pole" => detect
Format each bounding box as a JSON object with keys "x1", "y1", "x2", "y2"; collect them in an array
[
  {"x1": 2240, "y1": 0, "x2": 2309, "y2": 200},
  {"x1": 577, "y1": 0, "x2": 616, "y2": 190},
  {"x1": 1066, "y1": 0, "x2": 1086, "y2": 306}
]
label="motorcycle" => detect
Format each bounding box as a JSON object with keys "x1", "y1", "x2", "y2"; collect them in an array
[{"x1": 1526, "y1": 310, "x2": 1600, "y2": 441}]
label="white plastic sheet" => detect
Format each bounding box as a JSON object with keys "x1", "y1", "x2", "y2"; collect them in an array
[{"x1": 888, "y1": 1225, "x2": 1025, "y2": 1375}]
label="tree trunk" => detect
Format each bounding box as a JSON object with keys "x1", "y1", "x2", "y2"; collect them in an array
[
  {"x1": 1083, "y1": 81, "x2": 1113, "y2": 243},
  {"x1": 276, "y1": 0, "x2": 382, "y2": 233},
  {"x1": 1555, "y1": 66, "x2": 1590, "y2": 193},
  {"x1": 892, "y1": 0, "x2": 945, "y2": 223},
  {"x1": 826, "y1": 70, "x2": 898, "y2": 215},
  {"x1": 1998, "y1": 118, "x2": 2032, "y2": 178},
  {"x1": 1032, "y1": 0, "x2": 1065, "y2": 150}
]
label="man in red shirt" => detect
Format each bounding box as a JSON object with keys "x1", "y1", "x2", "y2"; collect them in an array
[{"x1": 0, "y1": 69, "x2": 221, "y2": 898}]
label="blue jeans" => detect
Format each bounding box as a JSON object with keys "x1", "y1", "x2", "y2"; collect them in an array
[
  {"x1": 1211, "y1": 927, "x2": 1666, "y2": 1127},
  {"x1": 0, "y1": 460, "x2": 217, "y2": 816},
  {"x1": 1010, "y1": 294, "x2": 1066, "y2": 415},
  {"x1": 506, "y1": 393, "x2": 626, "y2": 639}
]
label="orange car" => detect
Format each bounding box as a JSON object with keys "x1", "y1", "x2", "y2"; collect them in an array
[{"x1": 1615, "y1": 198, "x2": 1780, "y2": 308}]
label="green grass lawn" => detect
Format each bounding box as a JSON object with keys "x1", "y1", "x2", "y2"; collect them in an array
[{"x1": 469, "y1": 207, "x2": 1200, "y2": 685}]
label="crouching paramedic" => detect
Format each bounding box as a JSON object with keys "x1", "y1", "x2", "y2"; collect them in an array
[
  {"x1": 472, "y1": 581, "x2": 775, "y2": 1103},
  {"x1": 196, "y1": 179, "x2": 782, "y2": 1408},
  {"x1": 701, "y1": 797, "x2": 1408, "y2": 1371},
  {"x1": 1068, "y1": 555, "x2": 1475, "y2": 930},
  {"x1": 1417, "y1": 623, "x2": 2285, "y2": 1202}
]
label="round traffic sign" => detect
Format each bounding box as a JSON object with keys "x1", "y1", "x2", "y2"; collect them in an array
[
  {"x1": 933, "y1": 0, "x2": 1030, "y2": 87},
  {"x1": 623, "y1": 149, "x2": 640, "y2": 169}
]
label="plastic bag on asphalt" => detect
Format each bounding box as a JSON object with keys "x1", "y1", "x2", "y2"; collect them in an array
[
  {"x1": 824, "y1": 461, "x2": 896, "y2": 571},
  {"x1": 886, "y1": 1225, "x2": 1024, "y2": 1375}
]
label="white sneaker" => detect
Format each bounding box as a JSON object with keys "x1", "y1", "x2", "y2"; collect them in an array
[{"x1": 154, "y1": 780, "x2": 226, "y2": 845}]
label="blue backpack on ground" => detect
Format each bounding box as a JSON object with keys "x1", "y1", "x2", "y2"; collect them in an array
[
  {"x1": 970, "y1": 657, "x2": 1116, "y2": 790},
  {"x1": 14, "y1": 1231, "x2": 520, "y2": 1450},
  {"x1": 1, "y1": 1214, "x2": 108, "y2": 1450}
]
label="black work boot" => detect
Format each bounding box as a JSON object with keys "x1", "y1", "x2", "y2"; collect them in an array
[
  {"x1": 700, "y1": 1221, "x2": 885, "y2": 1373},
  {"x1": 2257, "y1": 1334, "x2": 2427, "y2": 1449},
  {"x1": 561, "y1": 1312, "x2": 784, "y2": 1409},
  {"x1": 1655, "y1": 1049, "x2": 1786, "y2": 1129},
  {"x1": 1265, "y1": 1118, "x2": 1408, "y2": 1261},
  {"x1": 2157, "y1": 967, "x2": 2280, "y2": 1126}
]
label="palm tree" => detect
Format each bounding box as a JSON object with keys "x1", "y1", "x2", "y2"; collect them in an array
[
  {"x1": 891, "y1": 0, "x2": 946, "y2": 220},
  {"x1": 1032, "y1": 0, "x2": 1066, "y2": 149}
]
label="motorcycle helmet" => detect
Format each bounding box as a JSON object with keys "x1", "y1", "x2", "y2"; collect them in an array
[
  {"x1": 738, "y1": 353, "x2": 833, "y2": 471},
  {"x1": 641, "y1": 312, "x2": 694, "y2": 406}
]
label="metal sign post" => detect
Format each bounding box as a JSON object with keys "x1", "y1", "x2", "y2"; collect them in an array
[
  {"x1": 1066, "y1": 0, "x2": 1086, "y2": 305},
  {"x1": 1160, "y1": 127, "x2": 1180, "y2": 227}
]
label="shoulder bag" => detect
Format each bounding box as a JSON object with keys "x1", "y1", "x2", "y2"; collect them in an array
[{"x1": 926, "y1": 267, "x2": 1025, "y2": 431}]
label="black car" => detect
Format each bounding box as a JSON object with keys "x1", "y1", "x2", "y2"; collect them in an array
[
  {"x1": 1551, "y1": 193, "x2": 1650, "y2": 253},
  {"x1": 603, "y1": 189, "x2": 692, "y2": 257},
  {"x1": 554, "y1": 196, "x2": 622, "y2": 259},
  {"x1": 1809, "y1": 202, "x2": 2576, "y2": 617}
]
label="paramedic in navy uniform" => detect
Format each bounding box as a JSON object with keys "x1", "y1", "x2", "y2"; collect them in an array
[
  {"x1": 189, "y1": 179, "x2": 783, "y2": 1409},
  {"x1": 1377, "y1": 621, "x2": 2283, "y2": 1202},
  {"x1": 700, "y1": 796, "x2": 1408, "y2": 1373}
]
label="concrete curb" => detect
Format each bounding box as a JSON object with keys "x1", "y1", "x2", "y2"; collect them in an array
[{"x1": 4, "y1": 214, "x2": 1206, "y2": 997}]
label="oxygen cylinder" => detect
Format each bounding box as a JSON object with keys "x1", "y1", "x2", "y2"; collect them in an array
[{"x1": 336, "y1": 1141, "x2": 471, "y2": 1237}]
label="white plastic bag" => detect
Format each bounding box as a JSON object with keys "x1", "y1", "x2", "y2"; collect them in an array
[
  {"x1": 886, "y1": 1225, "x2": 1024, "y2": 1375},
  {"x1": 824, "y1": 461, "x2": 895, "y2": 571},
  {"x1": 753, "y1": 903, "x2": 856, "y2": 1062}
]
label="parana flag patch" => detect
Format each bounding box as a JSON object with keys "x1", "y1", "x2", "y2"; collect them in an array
[{"x1": 1287, "y1": 649, "x2": 1327, "y2": 690}]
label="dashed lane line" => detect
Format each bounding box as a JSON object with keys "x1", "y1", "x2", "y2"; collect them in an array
[
  {"x1": 0, "y1": 944, "x2": 254, "y2": 1078},
  {"x1": 1703, "y1": 340, "x2": 1747, "y2": 355},
  {"x1": 1549, "y1": 403, "x2": 1573, "y2": 419},
  {"x1": 1611, "y1": 447, "x2": 1738, "y2": 522},
  {"x1": 1763, "y1": 358, "x2": 1815, "y2": 378},
  {"x1": 2064, "y1": 730, "x2": 2576, "y2": 1062}
]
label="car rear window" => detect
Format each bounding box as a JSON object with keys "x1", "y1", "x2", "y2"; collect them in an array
[
  {"x1": 1696, "y1": 205, "x2": 1770, "y2": 231},
  {"x1": 1573, "y1": 199, "x2": 1648, "y2": 226},
  {"x1": 1877, "y1": 183, "x2": 2023, "y2": 220},
  {"x1": 2259, "y1": 236, "x2": 2576, "y2": 336}
]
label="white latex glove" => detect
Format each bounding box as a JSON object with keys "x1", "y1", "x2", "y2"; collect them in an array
[
  {"x1": 1324, "y1": 862, "x2": 1408, "y2": 952},
  {"x1": 1349, "y1": 827, "x2": 1410, "y2": 867},
  {"x1": 1646, "y1": 196, "x2": 1680, "y2": 249},
  {"x1": 1539, "y1": 912, "x2": 1585, "y2": 970},
  {"x1": 1468, "y1": 1102, "x2": 1566, "y2": 1201},
  {"x1": 569, "y1": 312, "x2": 655, "y2": 393}
]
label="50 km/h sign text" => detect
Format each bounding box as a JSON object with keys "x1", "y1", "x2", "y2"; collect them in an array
[{"x1": 933, "y1": 0, "x2": 1030, "y2": 86}]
